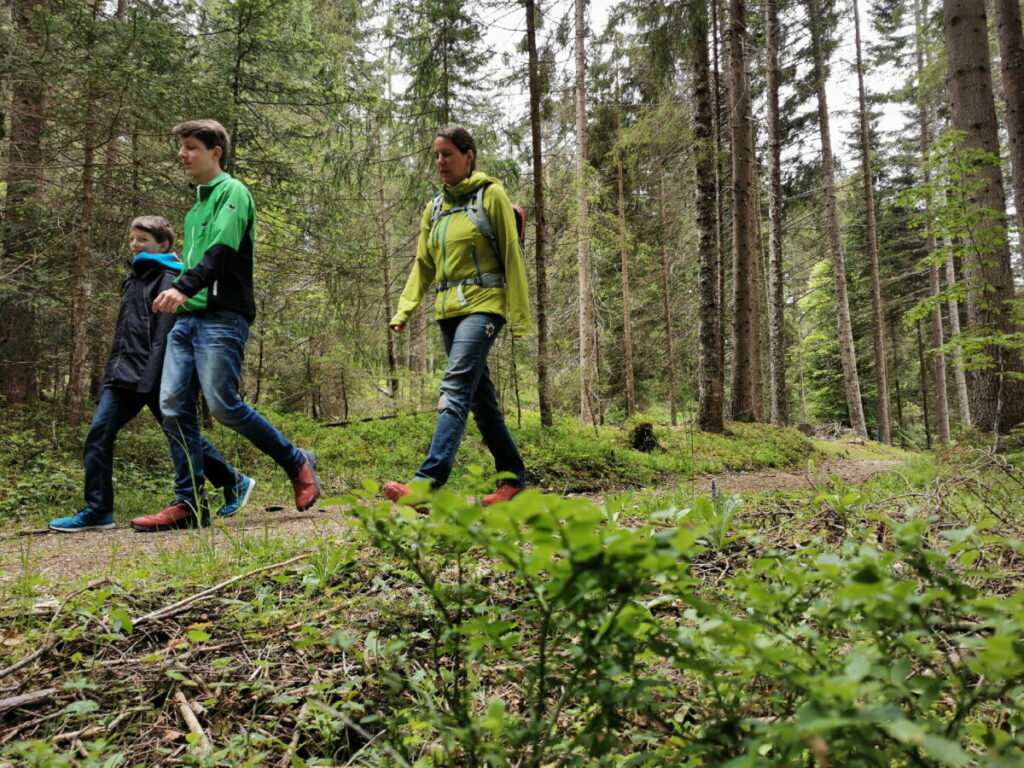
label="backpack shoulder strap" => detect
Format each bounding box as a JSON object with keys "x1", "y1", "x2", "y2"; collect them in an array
[
  {"x1": 429, "y1": 192, "x2": 445, "y2": 226},
  {"x1": 463, "y1": 183, "x2": 499, "y2": 254}
]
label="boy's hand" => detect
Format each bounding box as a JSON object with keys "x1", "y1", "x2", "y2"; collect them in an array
[{"x1": 153, "y1": 287, "x2": 189, "y2": 314}]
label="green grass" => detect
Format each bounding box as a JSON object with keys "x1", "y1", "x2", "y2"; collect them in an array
[{"x1": 2, "y1": 406, "x2": 870, "y2": 528}]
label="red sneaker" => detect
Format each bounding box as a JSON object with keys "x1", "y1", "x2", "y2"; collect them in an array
[
  {"x1": 131, "y1": 500, "x2": 209, "y2": 532},
  {"x1": 483, "y1": 484, "x2": 523, "y2": 506},
  {"x1": 292, "y1": 449, "x2": 321, "y2": 511},
  {"x1": 383, "y1": 481, "x2": 428, "y2": 513}
]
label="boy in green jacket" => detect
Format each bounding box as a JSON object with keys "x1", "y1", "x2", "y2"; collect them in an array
[{"x1": 132, "y1": 119, "x2": 319, "y2": 532}]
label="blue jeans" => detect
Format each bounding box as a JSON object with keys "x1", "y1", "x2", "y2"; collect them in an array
[
  {"x1": 160, "y1": 311, "x2": 303, "y2": 504},
  {"x1": 414, "y1": 313, "x2": 527, "y2": 489},
  {"x1": 83, "y1": 385, "x2": 238, "y2": 514}
]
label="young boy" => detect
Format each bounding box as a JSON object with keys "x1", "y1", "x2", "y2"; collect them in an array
[
  {"x1": 134, "y1": 119, "x2": 319, "y2": 533},
  {"x1": 49, "y1": 216, "x2": 256, "y2": 533}
]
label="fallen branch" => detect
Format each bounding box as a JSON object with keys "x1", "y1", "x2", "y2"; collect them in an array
[
  {"x1": 0, "y1": 688, "x2": 57, "y2": 715},
  {"x1": 132, "y1": 554, "x2": 310, "y2": 626},
  {"x1": 174, "y1": 690, "x2": 212, "y2": 756}
]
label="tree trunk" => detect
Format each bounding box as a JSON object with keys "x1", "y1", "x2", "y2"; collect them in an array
[
  {"x1": 659, "y1": 176, "x2": 679, "y2": 426},
  {"x1": 943, "y1": 0, "x2": 1024, "y2": 433},
  {"x1": 575, "y1": 0, "x2": 597, "y2": 426},
  {"x1": 808, "y1": 0, "x2": 868, "y2": 437},
  {"x1": 711, "y1": 0, "x2": 728, "y2": 420},
  {"x1": 764, "y1": 0, "x2": 788, "y2": 426},
  {"x1": 0, "y1": 0, "x2": 48, "y2": 405},
  {"x1": 614, "y1": 83, "x2": 637, "y2": 420},
  {"x1": 525, "y1": 0, "x2": 553, "y2": 427},
  {"x1": 915, "y1": 0, "x2": 950, "y2": 443},
  {"x1": 69, "y1": 98, "x2": 96, "y2": 425},
  {"x1": 854, "y1": 0, "x2": 892, "y2": 443},
  {"x1": 693, "y1": 0, "x2": 725, "y2": 433},
  {"x1": 993, "y1": 0, "x2": 1024, "y2": 281},
  {"x1": 377, "y1": 138, "x2": 399, "y2": 401},
  {"x1": 945, "y1": 248, "x2": 971, "y2": 426},
  {"x1": 917, "y1": 321, "x2": 932, "y2": 449},
  {"x1": 726, "y1": 0, "x2": 757, "y2": 422}
]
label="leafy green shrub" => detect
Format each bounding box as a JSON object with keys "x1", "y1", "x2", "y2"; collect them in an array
[{"x1": 338, "y1": 482, "x2": 1024, "y2": 766}]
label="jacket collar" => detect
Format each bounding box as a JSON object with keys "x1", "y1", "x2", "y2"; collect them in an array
[{"x1": 194, "y1": 171, "x2": 231, "y2": 202}]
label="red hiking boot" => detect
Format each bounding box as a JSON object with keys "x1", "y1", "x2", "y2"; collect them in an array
[
  {"x1": 383, "y1": 481, "x2": 428, "y2": 513},
  {"x1": 292, "y1": 449, "x2": 321, "y2": 511},
  {"x1": 131, "y1": 499, "x2": 209, "y2": 532},
  {"x1": 483, "y1": 484, "x2": 523, "y2": 506}
]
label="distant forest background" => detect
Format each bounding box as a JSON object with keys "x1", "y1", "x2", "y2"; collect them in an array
[{"x1": 1, "y1": 0, "x2": 1021, "y2": 444}]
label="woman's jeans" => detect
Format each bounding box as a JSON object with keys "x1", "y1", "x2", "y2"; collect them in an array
[
  {"x1": 160, "y1": 310, "x2": 303, "y2": 505},
  {"x1": 414, "y1": 312, "x2": 527, "y2": 489},
  {"x1": 83, "y1": 385, "x2": 238, "y2": 514}
]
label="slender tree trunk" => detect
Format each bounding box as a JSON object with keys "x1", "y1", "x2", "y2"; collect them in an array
[
  {"x1": 943, "y1": 0, "x2": 1024, "y2": 433},
  {"x1": 693, "y1": 0, "x2": 725, "y2": 433},
  {"x1": 914, "y1": 0, "x2": 950, "y2": 443},
  {"x1": 764, "y1": 0, "x2": 788, "y2": 426},
  {"x1": 854, "y1": 0, "x2": 892, "y2": 443},
  {"x1": 575, "y1": 0, "x2": 597, "y2": 426},
  {"x1": 525, "y1": 0, "x2": 553, "y2": 427},
  {"x1": 614, "y1": 86, "x2": 637, "y2": 420},
  {"x1": 916, "y1": 321, "x2": 932, "y2": 448},
  {"x1": 69, "y1": 96, "x2": 97, "y2": 425},
  {"x1": 808, "y1": 0, "x2": 868, "y2": 437},
  {"x1": 726, "y1": 0, "x2": 757, "y2": 422},
  {"x1": 377, "y1": 140, "x2": 399, "y2": 401},
  {"x1": 659, "y1": 176, "x2": 679, "y2": 425},
  {"x1": 712, "y1": 0, "x2": 728, "y2": 420},
  {"x1": 750, "y1": 177, "x2": 766, "y2": 420},
  {"x1": 945, "y1": 249, "x2": 971, "y2": 425},
  {"x1": 993, "y1": 0, "x2": 1024, "y2": 280}
]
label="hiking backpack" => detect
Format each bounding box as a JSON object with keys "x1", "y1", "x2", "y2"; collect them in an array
[{"x1": 429, "y1": 182, "x2": 526, "y2": 257}]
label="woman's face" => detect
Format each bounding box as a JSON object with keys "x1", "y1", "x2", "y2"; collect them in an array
[{"x1": 433, "y1": 136, "x2": 474, "y2": 186}]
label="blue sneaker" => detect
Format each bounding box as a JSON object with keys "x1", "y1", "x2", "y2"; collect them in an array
[
  {"x1": 217, "y1": 475, "x2": 256, "y2": 518},
  {"x1": 49, "y1": 508, "x2": 114, "y2": 532}
]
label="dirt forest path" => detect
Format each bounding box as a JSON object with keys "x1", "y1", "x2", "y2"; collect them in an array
[{"x1": 1, "y1": 457, "x2": 903, "y2": 593}]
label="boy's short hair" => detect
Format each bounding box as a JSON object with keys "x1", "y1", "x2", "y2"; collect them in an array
[
  {"x1": 130, "y1": 215, "x2": 176, "y2": 251},
  {"x1": 171, "y1": 119, "x2": 231, "y2": 169}
]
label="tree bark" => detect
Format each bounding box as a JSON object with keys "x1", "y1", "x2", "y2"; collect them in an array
[
  {"x1": 943, "y1": 0, "x2": 1024, "y2": 433},
  {"x1": 945, "y1": 249, "x2": 971, "y2": 426},
  {"x1": 525, "y1": 0, "x2": 553, "y2": 427},
  {"x1": 915, "y1": 0, "x2": 949, "y2": 443},
  {"x1": 993, "y1": 0, "x2": 1024, "y2": 281},
  {"x1": 808, "y1": 0, "x2": 868, "y2": 437},
  {"x1": 854, "y1": 0, "x2": 893, "y2": 443},
  {"x1": 377, "y1": 138, "x2": 399, "y2": 401},
  {"x1": 575, "y1": 0, "x2": 597, "y2": 426},
  {"x1": 658, "y1": 176, "x2": 679, "y2": 426},
  {"x1": 614, "y1": 79, "x2": 637, "y2": 420},
  {"x1": 726, "y1": 0, "x2": 757, "y2": 422},
  {"x1": 764, "y1": 0, "x2": 788, "y2": 426},
  {"x1": 693, "y1": 0, "x2": 725, "y2": 433}
]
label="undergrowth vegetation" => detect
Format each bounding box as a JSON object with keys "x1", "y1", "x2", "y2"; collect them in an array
[
  {"x1": 1, "y1": 443, "x2": 1023, "y2": 766},
  {"x1": 0, "y1": 409, "x2": 827, "y2": 525}
]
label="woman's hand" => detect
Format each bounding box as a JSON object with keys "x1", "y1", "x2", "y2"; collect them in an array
[{"x1": 389, "y1": 324, "x2": 405, "y2": 333}]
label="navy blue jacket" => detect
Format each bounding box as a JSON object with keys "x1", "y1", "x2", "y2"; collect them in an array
[{"x1": 102, "y1": 252, "x2": 183, "y2": 394}]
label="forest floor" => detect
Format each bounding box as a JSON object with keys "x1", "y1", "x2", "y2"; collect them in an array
[{"x1": 0, "y1": 456, "x2": 903, "y2": 592}]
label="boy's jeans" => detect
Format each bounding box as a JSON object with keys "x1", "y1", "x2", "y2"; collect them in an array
[
  {"x1": 414, "y1": 312, "x2": 527, "y2": 489},
  {"x1": 83, "y1": 386, "x2": 238, "y2": 514},
  {"x1": 160, "y1": 310, "x2": 303, "y2": 504}
]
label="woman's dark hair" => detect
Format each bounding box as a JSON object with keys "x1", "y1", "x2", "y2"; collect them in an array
[{"x1": 435, "y1": 124, "x2": 476, "y2": 171}]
